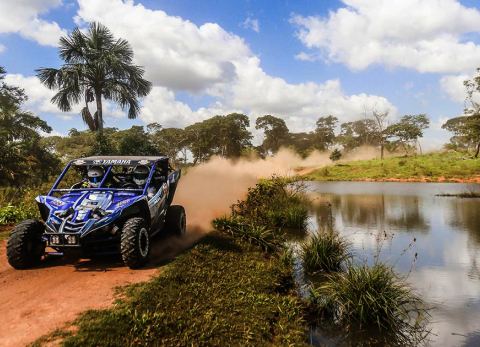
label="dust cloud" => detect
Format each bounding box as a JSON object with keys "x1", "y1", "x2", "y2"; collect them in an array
[{"x1": 173, "y1": 146, "x2": 379, "y2": 233}]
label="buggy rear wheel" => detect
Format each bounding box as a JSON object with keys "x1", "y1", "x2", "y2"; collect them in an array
[
  {"x1": 7, "y1": 219, "x2": 46, "y2": 269},
  {"x1": 120, "y1": 217, "x2": 150, "y2": 269},
  {"x1": 165, "y1": 205, "x2": 186, "y2": 236}
]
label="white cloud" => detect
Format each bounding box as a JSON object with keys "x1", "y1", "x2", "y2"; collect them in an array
[
  {"x1": 294, "y1": 51, "x2": 319, "y2": 62},
  {"x1": 0, "y1": 0, "x2": 66, "y2": 46},
  {"x1": 0, "y1": 44, "x2": 5, "y2": 53},
  {"x1": 4, "y1": 74, "x2": 71, "y2": 115},
  {"x1": 440, "y1": 74, "x2": 469, "y2": 102},
  {"x1": 76, "y1": 0, "x2": 250, "y2": 92},
  {"x1": 76, "y1": 0, "x2": 396, "y2": 132},
  {"x1": 5, "y1": 73, "x2": 127, "y2": 123},
  {"x1": 242, "y1": 16, "x2": 260, "y2": 33},
  {"x1": 291, "y1": 0, "x2": 480, "y2": 74}
]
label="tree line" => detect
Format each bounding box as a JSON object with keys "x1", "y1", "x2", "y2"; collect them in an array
[{"x1": 2, "y1": 21, "x2": 480, "y2": 187}]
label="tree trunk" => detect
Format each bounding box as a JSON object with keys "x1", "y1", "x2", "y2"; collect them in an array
[
  {"x1": 380, "y1": 141, "x2": 385, "y2": 160},
  {"x1": 475, "y1": 141, "x2": 480, "y2": 158},
  {"x1": 95, "y1": 91, "x2": 103, "y2": 133}
]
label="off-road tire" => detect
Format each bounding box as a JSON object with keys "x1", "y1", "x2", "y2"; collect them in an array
[
  {"x1": 120, "y1": 217, "x2": 150, "y2": 269},
  {"x1": 165, "y1": 205, "x2": 186, "y2": 236},
  {"x1": 7, "y1": 219, "x2": 45, "y2": 269}
]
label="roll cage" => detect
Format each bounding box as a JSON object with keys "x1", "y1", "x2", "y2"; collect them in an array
[{"x1": 48, "y1": 156, "x2": 173, "y2": 197}]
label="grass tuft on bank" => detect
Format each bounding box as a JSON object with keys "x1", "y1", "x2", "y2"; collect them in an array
[
  {"x1": 301, "y1": 230, "x2": 351, "y2": 274},
  {"x1": 308, "y1": 263, "x2": 429, "y2": 346},
  {"x1": 306, "y1": 152, "x2": 480, "y2": 182}
]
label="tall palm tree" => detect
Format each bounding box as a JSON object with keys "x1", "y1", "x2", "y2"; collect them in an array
[{"x1": 37, "y1": 22, "x2": 151, "y2": 132}]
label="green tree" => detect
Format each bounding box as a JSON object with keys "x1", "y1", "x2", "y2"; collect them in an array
[
  {"x1": 443, "y1": 71, "x2": 480, "y2": 157},
  {"x1": 442, "y1": 115, "x2": 480, "y2": 157},
  {"x1": 255, "y1": 115, "x2": 290, "y2": 154},
  {"x1": 289, "y1": 132, "x2": 315, "y2": 157},
  {"x1": 337, "y1": 119, "x2": 380, "y2": 151},
  {"x1": 0, "y1": 67, "x2": 60, "y2": 185},
  {"x1": 115, "y1": 126, "x2": 156, "y2": 156},
  {"x1": 150, "y1": 126, "x2": 188, "y2": 163},
  {"x1": 386, "y1": 114, "x2": 430, "y2": 155},
  {"x1": 329, "y1": 148, "x2": 342, "y2": 161},
  {"x1": 314, "y1": 115, "x2": 338, "y2": 151},
  {"x1": 186, "y1": 114, "x2": 252, "y2": 163},
  {"x1": 36, "y1": 22, "x2": 151, "y2": 133}
]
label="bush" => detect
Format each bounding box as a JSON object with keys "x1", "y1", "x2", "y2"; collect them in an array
[
  {"x1": 231, "y1": 177, "x2": 309, "y2": 230},
  {"x1": 301, "y1": 230, "x2": 350, "y2": 274},
  {"x1": 309, "y1": 263, "x2": 429, "y2": 345},
  {"x1": 0, "y1": 204, "x2": 37, "y2": 225},
  {"x1": 212, "y1": 216, "x2": 282, "y2": 252}
]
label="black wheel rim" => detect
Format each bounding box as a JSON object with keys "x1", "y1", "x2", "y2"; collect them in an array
[{"x1": 139, "y1": 228, "x2": 149, "y2": 258}]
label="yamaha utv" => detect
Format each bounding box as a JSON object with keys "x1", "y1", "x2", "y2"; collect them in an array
[{"x1": 6, "y1": 156, "x2": 186, "y2": 269}]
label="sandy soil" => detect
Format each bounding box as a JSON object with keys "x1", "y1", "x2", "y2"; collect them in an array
[{"x1": 0, "y1": 229, "x2": 202, "y2": 347}]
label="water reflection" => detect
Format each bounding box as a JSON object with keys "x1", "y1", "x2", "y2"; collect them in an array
[{"x1": 305, "y1": 182, "x2": 480, "y2": 347}]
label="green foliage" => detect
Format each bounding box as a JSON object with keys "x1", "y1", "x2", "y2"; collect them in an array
[
  {"x1": 0, "y1": 204, "x2": 37, "y2": 224},
  {"x1": 231, "y1": 177, "x2": 309, "y2": 230},
  {"x1": 386, "y1": 114, "x2": 430, "y2": 155},
  {"x1": 186, "y1": 113, "x2": 253, "y2": 163},
  {"x1": 36, "y1": 22, "x2": 151, "y2": 132},
  {"x1": 309, "y1": 263, "x2": 429, "y2": 345},
  {"x1": 51, "y1": 233, "x2": 307, "y2": 346},
  {"x1": 314, "y1": 115, "x2": 338, "y2": 151},
  {"x1": 307, "y1": 152, "x2": 480, "y2": 181},
  {"x1": 255, "y1": 115, "x2": 291, "y2": 154},
  {"x1": 212, "y1": 216, "x2": 282, "y2": 252},
  {"x1": 148, "y1": 125, "x2": 188, "y2": 163},
  {"x1": 329, "y1": 148, "x2": 342, "y2": 161},
  {"x1": 337, "y1": 119, "x2": 381, "y2": 151},
  {"x1": 301, "y1": 230, "x2": 351, "y2": 274},
  {"x1": 0, "y1": 66, "x2": 61, "y2": 186},
  {"x1": 115, "y1": 126, "x2": 157, "y2": 155}
]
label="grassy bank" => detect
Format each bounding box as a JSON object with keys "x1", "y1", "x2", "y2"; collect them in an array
[
  {"x1": 34, "y1": 232, "x2": 307, "y2": 346},
  {"x1": 306, "y1": 152, "x2": 480, "y2": 182},
  {"x1": 34, "y1": 178, "x2": 310, "y2": 346}
]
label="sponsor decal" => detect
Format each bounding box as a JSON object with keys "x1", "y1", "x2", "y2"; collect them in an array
[
  {"x1": 138, "y1": 160, "x2": 150, "y2": 165},
  {"x1": 92, "y1": 159, "x2": 132, "y2": 165},
  {"x1": 73, "y1": 160, "x2": 86, "y2": 165},
  {"x1": 49, "y1": 198, "x2": 65, "y2": 207}
]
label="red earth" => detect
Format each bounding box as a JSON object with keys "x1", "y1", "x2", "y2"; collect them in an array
[{"x1": 0, "y1": 228, "x2": 202, "y2": 347}]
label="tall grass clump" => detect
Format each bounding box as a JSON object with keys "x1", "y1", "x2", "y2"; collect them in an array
[
  {"x1": 231, "y1": 176, "x2": 309, "y2": 230},
  {"x1": 301, "y1": 230, "x2": 350, "y2": 274},
  {"x1": 212, "y1": 216, "x2": 281, "y2": 252},
  {"x1": 213, "y1": 176, "x2": 310, "y2": 252},
  {"x1": 309, "y1": 263, "x2": 429, "y2": 345}
]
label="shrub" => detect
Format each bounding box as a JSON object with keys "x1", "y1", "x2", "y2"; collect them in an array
[
  {"x1": 212, "y1": 216, "x2": 282, "y2": 252},
  {"x1": 309, "y1": 263, "x2": 429, "y2": 345},
  {"x1": 301, "y1": 230, "x2": 350, "y2": 274},
  {"x1": 0, "y1": 203, "x2": 38, "y2": 225},
  {"x1": 231, "y1": 177, "x2": 309, "y2": 230},
  {"x1": 329, "y1": 149, "x2": 342, "y2": 162}
]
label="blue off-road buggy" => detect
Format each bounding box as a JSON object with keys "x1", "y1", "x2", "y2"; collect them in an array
[{"x1": 6, "y1": 156, "x2": 186, "y2": 269}]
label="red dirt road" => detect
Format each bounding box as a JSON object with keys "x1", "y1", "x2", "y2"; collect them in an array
[{"x1": 0, "y1": 230, "x2": 201, "y2": 347}]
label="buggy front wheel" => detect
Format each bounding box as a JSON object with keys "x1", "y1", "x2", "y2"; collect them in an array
[
  {"x1": 120, "y1": 217, "x2": 150, "y2": 269},
  {"x1": 7, "y1": 219, "x2": 46, "y2": 269}
]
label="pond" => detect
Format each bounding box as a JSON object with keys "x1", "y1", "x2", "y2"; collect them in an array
[{"x1": 304, "y1": 182, "x2": 480, "y2": 347}]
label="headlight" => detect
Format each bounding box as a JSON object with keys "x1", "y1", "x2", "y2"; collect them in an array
[
  {"x1": 65, "y1": 235, "x2": 78, "y2": 245},
  {"x1": 50, "y1": 235, "x2": 61, "y2": 245}
]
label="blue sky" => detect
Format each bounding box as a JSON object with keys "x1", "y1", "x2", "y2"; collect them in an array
[{"x1": 1, "y1": 0, "x2": 480, "y2": 148}]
